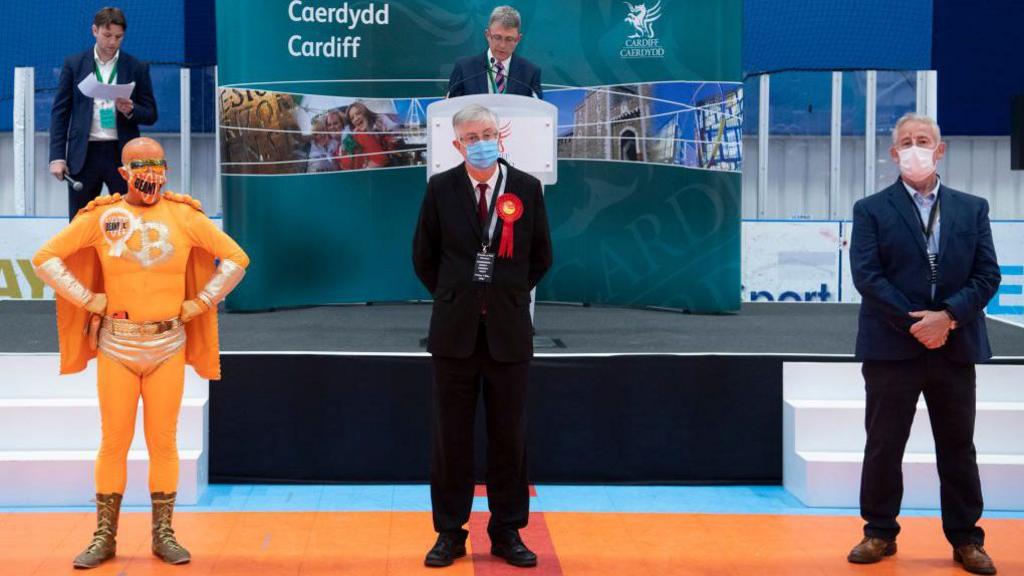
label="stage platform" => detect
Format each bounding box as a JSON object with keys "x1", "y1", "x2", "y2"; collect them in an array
[
  {"x1": 3, "y1": 301, "x2": 1022, "y2": 488},
  {"x1": 5, "y1": 300, "x2": 1024, "y2": 356}
]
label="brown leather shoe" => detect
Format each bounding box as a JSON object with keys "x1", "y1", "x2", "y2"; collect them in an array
[
  {"x1": 847, "y1": 537, "x2": 897, "y2": 564},
  {"x1": 954, "y1": 544, "x2": 997, "y2": 575}
]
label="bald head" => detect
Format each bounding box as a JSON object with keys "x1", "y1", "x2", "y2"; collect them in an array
[{"x1": 121, "y1": 137, "x2": 165, "y2": 165}]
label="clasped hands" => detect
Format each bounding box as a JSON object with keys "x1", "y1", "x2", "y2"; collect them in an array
[{"x1": 908, "y1": 310, "x2": 957, "y2": 349}]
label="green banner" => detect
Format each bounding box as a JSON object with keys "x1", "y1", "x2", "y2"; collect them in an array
[{"x1": 217, "y1": 0, "x2": 743, "y2": 312}]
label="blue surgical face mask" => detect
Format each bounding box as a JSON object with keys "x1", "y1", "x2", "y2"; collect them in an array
[{"x1": 465, "y1": 139, "x2": 500, "y2": 169}]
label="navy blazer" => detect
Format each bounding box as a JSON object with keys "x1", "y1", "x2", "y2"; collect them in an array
[
  {"x1": 850, "y1": 179, "x2": 1001, "y2": 363},
  {"x1": 447, "y1": 52, "x2": 542, "y2": 98},
  {"x1": 49, "y1": 49, "x2": 158, "y2": 175}
]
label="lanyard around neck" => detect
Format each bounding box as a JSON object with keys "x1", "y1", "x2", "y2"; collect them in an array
[
  {"x1": 480, "y1": 164, "x2": 507, "y2": 249},
  {"x1": 906, "y1": 189, "x2": 940, "y2": 242},
  {"x1": 94, "y1": 58, "x2": 118, "y2": 84}
]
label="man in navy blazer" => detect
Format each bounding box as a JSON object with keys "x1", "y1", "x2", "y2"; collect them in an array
[
  {"x1": 48, "y1": 7, "x2": 157, "y2": 219},
  {"x1": 447, "y1": 6, "x2": 542, "y2": 99},
  {"x1": 848, "y1": 114, "x2": 1000, "y2": 575}
]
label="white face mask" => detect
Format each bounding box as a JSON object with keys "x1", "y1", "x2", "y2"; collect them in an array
[{"x1": 898, "y1": 145, "x2": 937, "y2": 182}]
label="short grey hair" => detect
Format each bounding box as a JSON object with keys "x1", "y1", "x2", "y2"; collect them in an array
[
  {"x1": 891, "y1": 113, "x2": 941, "y2": 145},
  {"x1": 488, "y1": 5, "x2": 521, "y2": 30},
  {"x1": 452, "y1": 104, "x2": 499, "y2": 132}
]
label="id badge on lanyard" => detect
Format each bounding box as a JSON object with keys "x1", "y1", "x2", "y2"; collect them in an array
[
  {"x1": 99, "y1": 107, "x2": 116, "y2": 129},
  {"x1": 473, "y1": 165, "x2": 507, "y2": 283},
  {"x1": 95, "y1": 61, "x2": 118, "y2": 129}
]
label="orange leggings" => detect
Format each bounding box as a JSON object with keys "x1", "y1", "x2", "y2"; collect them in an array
[{"x1": 95, "y1": 348, "x2": 185, "y2": 495}]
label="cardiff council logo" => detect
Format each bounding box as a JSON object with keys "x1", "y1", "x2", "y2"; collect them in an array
[
  {"x1": 620, "y1": 1, "x2": 665, "y2": 59},
  {"x1": 624, "y1": 1, "x2": 661, "y2": 39}
]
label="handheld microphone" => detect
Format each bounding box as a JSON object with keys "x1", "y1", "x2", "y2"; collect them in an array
[{"x1": 64, "y1": 173, "x2": 84, "y2": 192}]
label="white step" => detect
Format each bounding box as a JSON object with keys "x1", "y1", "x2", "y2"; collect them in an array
[
  {"x1": 0, "y1": 354, "x2": 209, "y2": 399},
  {"x1": 0, "y1": 449, "x2": 206, "y2": 506},
  {"x1": 0, "y1": 398, "x2": 208, "y2": 451},
  {"x1": 783, "y1": 362, "x2": 1023, "y2": 402},
  {"x1": 784, "y1": 399, "x2": 1024, "y2": 454},
  {"x1": 786, "y1": 451, "x2": 1024, "y2": 510},
  {"x1": 0, "y1": 354, "x2": 209, "y2": 507},
  {"x1": 783, "y1": 362, "x2": 1024, "y2": 511}
]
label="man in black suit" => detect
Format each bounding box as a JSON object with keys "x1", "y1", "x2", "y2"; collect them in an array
[
  {"x1": 848, "y1": 114, "x2": 1001, "y2": 575},
  {"x1": 48, "y1": 7, "x2": 158, "y2": 219},
  {"x1": 447, "y1": 5, "x2": 542, "y2": 98},
  {"x1": 413, "y1": 104, "x2": 552, "y2": 568}
]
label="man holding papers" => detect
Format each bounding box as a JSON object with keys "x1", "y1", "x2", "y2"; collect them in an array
[{"x1": 49, "y1": 7, "x2": 158, "y2": 220}]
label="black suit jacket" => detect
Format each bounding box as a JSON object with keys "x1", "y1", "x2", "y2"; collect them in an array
[
  {"x1": 413, "y1": 159, "x2": 553, "y2": 362},
  {"x1": 850, "y1": 179, "x2": 1001, "y2": 363},
  {"x1": 49, "y1": 49, "x2": 158, "y2": 175},
  {"x1": 447, "y1": 52, "x2": 542, "y2": 98}
]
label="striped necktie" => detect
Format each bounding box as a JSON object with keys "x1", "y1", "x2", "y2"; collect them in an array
[{"x1": 494, "y1": 60, "x2": 506, "y2": 94}]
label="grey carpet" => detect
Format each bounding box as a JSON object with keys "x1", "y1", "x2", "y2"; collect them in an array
[{"x1": 2, "y1": 300, "x2": 1022, "y2": 356}]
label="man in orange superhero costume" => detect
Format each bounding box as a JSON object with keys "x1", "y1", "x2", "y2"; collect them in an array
[{"x1": 32, "y1": 137, "x2": 249, "y2": 569}]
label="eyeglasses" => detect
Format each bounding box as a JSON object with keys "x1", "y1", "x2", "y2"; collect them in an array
[
  {"x1": 487, "y1": 32, "x2": 519, "y2": 44},
  {"x1": 128, "y1": 159, "x2": 167, "y2": 169},
  {"x1": 459, "y1": 131, "x2": 498, "y2": 145}
]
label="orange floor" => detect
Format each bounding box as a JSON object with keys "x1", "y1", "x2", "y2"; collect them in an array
[{"x1": 2, "y1": 511, "x2": 1022, "y2": 576}]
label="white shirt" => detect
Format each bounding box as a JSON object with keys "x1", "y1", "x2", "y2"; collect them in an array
[
  {"x1": 468, "y1": 163, "x2": 504, "y2": 242},
  {"x1": 89, "y1": 46, "x2": 120, "y2": 142},
  {"x1": 468, "y1": 164, "x2": 501, "y2": 209},
  {"x1": 486, "y1": 49, "x2": 512, "y2": 95}
]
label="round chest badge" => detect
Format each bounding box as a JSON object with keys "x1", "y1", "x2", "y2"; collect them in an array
[{"x1": 99, "y1": 207, "x2": 136, "y2": 257}]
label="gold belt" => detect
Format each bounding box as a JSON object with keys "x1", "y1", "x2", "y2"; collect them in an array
[{"x1": 103, "y1": 316, "x2": 183, "y2": 337}]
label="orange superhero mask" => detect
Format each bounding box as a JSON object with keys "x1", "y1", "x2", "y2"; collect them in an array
[{"x1": 118, "y1": 137, "x2": 168, "y2": 206}]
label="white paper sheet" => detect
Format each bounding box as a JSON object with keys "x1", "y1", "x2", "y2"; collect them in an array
[{"x1": 77, "y1": 74, "x2": 135, "y2": 100}]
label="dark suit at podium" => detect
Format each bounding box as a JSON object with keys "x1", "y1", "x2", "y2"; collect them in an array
[{"x1": 447, "y1": 52, "x2": 543, "y2": 99}]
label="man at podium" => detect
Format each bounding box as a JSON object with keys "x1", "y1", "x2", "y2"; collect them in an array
[{"x1": 447, "y1": 6, "x2": 543, "y2": 98}]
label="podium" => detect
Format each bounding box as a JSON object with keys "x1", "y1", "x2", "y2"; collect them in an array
[
  {"x1": 425, "y1": 94, "x2": 559, "y2": 327},
  {"x1": 425, "y1": 94, "x2": 558, "y2": 184}
]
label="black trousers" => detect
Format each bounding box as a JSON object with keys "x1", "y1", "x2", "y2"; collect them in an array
[
  {"x1": 860, "y1": 352, "x2": 985, "y2": 546},
  {"x1": 67, "y1": 141, "x2": 126, "y2": 220},
  {"x1": 430, "y1": 322, "x2": 530, "y2": 539}
]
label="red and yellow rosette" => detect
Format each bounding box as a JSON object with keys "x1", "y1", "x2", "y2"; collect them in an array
[{"x1": 496, "y1": 193, "x2": 523, "y2": 258}]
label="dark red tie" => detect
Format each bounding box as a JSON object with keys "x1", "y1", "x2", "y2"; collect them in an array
[
  {"x1": 476, "y1": 183, "x2": 489, "y2": 225},
  {"x1": 476, "y1": 182, "x2": 489, "y2": 315}
]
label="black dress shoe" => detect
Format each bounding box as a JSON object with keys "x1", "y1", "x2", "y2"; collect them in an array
[
  {"x1": 424, "y1": 533, "x2": 467, "y2": 568},
  {"x1": 491, "y1": 532, "x2": 537, "y2": 568}
]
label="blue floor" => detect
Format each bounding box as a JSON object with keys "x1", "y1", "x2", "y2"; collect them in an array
[{"x1": 5, "y1": 484, "x2": 1024, "y2": 518}]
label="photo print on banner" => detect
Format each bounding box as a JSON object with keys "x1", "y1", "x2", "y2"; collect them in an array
[{"x1": 218, "y1": 81, "x2": 742, "y2": 176}]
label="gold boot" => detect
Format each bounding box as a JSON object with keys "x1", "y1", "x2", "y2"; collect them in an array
[
  {"x1": 151, "y1": 492, "x2": 191, "y2": 565},
  {"x1": 72, "y1": 492, "x2": 122, "y2": 569}
]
